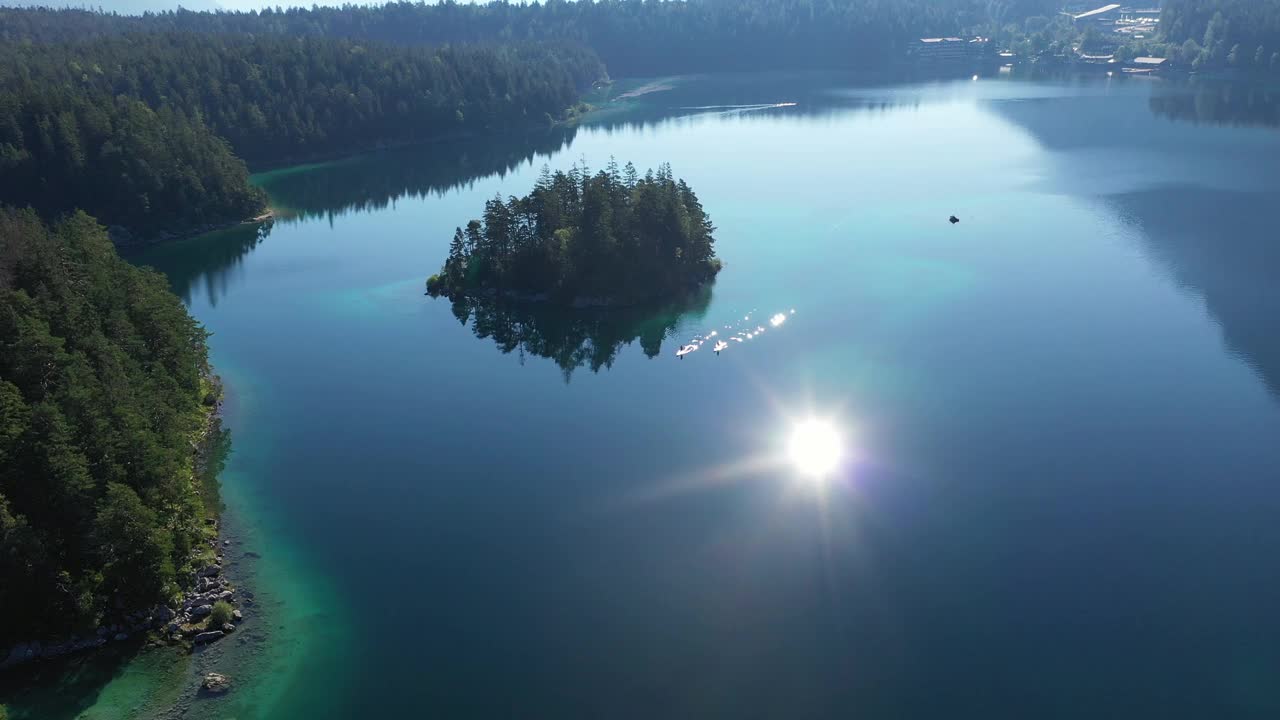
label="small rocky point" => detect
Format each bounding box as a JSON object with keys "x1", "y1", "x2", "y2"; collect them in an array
[{"x1": 1, "y1": 523, "x2": 252, "y2": 669}]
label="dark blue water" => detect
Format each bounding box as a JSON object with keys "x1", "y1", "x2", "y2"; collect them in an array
[{"x1": 114, "y1": 72, "x2": 1280, "y2": 718}]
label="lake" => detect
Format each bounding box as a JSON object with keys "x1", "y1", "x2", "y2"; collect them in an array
[{"x1": 12, "y1": 70, "x2": 1280, "y2": 718}]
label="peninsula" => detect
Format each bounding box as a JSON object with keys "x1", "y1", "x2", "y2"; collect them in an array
[{"x1": 427, "y1": 161, "x2": 721, "y2": 306}]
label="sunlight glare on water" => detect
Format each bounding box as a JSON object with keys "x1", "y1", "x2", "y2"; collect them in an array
[{"x1": 787, "y1": 418, "x2": 844, "y2": 479}]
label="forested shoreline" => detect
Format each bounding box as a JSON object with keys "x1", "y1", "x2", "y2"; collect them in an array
[
  {"x1": 1, "y1": 1, "x2": 1056, "y2": 76},
  {"x1": 2, "y1": 0, "x2": 1275, "y2": 239},
  {"x1": 0, "y1": 208, "x2": 224, "y2": 644},
  {"x1": 1160, "y1": 0, "x2": 1280, "y2": 72},
  {"x1": 0, "y1": 29, "x2": 604, "y2": 240}
]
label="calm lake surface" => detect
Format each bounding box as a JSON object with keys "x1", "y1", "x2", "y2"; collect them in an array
[{"x1": 17, "y1": 71, "x2": 1280, "y2": 718}]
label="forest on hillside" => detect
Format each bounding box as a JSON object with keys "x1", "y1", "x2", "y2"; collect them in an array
[
  {"x1": 0, "y1": 208, "x2": 225, "y2": 642},
  {"x1": 1160, "y1": 0, "x2": 1280, "y2": 71},
  {"x1": 0, "y1": 32, "x2": 604, "y2": 236},
  {"x1": 1, "y1": 0, "x2": 1061, "y2": 77},
  {"x1": 0, "y1": 84, "x2": 265, "y2": 239}
]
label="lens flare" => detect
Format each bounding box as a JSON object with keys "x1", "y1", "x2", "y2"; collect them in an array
[{"x1": 787, "y1": 418, "x2": 843, "y2": 478}]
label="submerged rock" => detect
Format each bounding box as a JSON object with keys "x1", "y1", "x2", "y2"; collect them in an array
[
  {"x1": 193, "y1": 631, "x2": 225, "y2": 644},
  {"x1": 202, "y1": 672, "x2": 232, "y2": 693}
]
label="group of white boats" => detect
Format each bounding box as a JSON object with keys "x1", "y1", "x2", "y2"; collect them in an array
[{"x1": 675, "y1": 310, "x2": 793, "y2": 359}]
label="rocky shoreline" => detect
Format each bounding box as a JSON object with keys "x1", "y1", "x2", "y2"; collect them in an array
[
  {"x1": 0, "y1": 519, "x2": 251, "y2": 671},
  {"x1": 1, "y1": 376, "x2": 251, "y2": 675}
]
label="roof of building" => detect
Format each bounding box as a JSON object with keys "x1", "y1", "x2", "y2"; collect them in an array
[
  {"x1": 920, "y1": 37, "x2": 965, "y2": 43},
  {"x1": 1133, "y1": 56, "x2": 1168, "y2": 64},
  {"x1": 1074, "y1": 4, "x2": 1121, "y2": 20}
]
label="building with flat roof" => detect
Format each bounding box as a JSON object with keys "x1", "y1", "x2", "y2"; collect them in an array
[{"x1": 912, "y1": 37, "x2": 989, "y2": 64}]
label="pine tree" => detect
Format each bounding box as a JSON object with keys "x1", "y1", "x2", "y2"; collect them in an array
[{"x1": 446, "y1": 227, "x2": 466, "y2": 284}]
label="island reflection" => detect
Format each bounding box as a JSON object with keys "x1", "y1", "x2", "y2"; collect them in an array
[{"x1": 447, "y1": 284, "x2": 713, "y2": 381}]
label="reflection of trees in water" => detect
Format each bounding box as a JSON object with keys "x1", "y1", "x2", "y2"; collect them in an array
[
  {"x1": 129, "y1": 220, "x2": 271, "y2": 306},
  {"x1": 1109, "y1": 186, "x2": 1280, "y2": 399},
  {"x1": 259, "y1": 73, "x2": 941, "y2": 225},
  {"x1": 259, "y1": 128, "x2": 578, "y2": 224},
  {"x1": 447, "y1": 284, "x2": 713, "y2": 381},
  {"x1": 1148, "y1": 79, "x2": 1280, "y2": 129},
  {"x1": 990, "y1": 73, "x2": 1280, "y2": 401}
]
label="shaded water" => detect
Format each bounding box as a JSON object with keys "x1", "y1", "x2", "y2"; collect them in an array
[{"x1": 10, "y1": 71, "x2": 1280, "y2": 718}]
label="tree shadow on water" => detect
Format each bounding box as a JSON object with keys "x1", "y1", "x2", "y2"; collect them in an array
[{"x1": 0, "y1": 637, "x2": 177, "y2": 720}]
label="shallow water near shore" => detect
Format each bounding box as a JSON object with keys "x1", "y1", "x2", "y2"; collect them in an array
[{"x1": 10, "y1": 70, "x2": 1280, "y2": 718}]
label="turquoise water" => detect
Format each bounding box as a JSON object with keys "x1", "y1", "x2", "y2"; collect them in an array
[{"x1": 14, "y1": 72, "x2": 1280, "y2": 718}]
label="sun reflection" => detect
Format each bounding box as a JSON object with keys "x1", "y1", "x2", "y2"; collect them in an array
[
  {"x1": 606, "y1": 391, "x2": 859, "y2": 510},
  {"x1": 787, "y1": 418, "x2": 844, "y2": 479}
]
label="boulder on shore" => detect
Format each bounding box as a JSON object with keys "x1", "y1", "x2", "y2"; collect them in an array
[
  {"x1": 191, "y1": 604, "x2": 213, "y2": 618},
  {"x1": 193, "y1": 631, "x2": 224, "y2": 644},
  {"x1": 202, "y1": 672, "x2": 232, "y2": 693}
]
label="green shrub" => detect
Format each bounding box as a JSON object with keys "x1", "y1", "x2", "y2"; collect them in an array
[{"x1": 209, "y1": 600, "x2": 234, "y2": 627}]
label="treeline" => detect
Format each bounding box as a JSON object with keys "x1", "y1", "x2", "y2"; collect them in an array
[
  {"x1": 0, "y1": 84, "x2": 265, "y2": 239},
  {"x1": 1, "y1": 33, "x2": 603, "y2": 167},
  {"x1": 1160, "y1": 0, "x2": 1280, "y2": 71},
  {"x1": 0, "y1": 31, "x2": 604, "y2": 236},
  {"x1": 428, "y1": 161, "x2": 719, "y2": 303},
  {"x1": 0, "y1": 208, "x2": 219, "y2": 641},
  {"x1": 1, "y1": 1, "x2": 1057, "y2": 77}
]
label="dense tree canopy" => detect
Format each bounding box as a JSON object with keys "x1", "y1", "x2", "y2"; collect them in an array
[
  {"x1": 428, "y1": 161, "x2": 720, "y2": 304},
  {"x1": 0, "y1": 30, "x2": 603, "y2": 237},
  {"x1": 1160, "y1": 0, "x2": 1280, "y2": 72},
  {"x1": 0, "y1": 208, "x2": 218, "y2": 641},
  {"x1": 0, "y1": 1, "x2": 1056, "y2": 77},
  {"x1": 0, "y1": 81, "x2": 264, "y2": 238},
  {"x1": 0, "y1": 33, "x2": 603, "y2": 168}
]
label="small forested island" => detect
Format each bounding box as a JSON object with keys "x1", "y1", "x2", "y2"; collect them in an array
[{"x1": 427, "y1": 161, "x2": 721, "y2": 306}]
